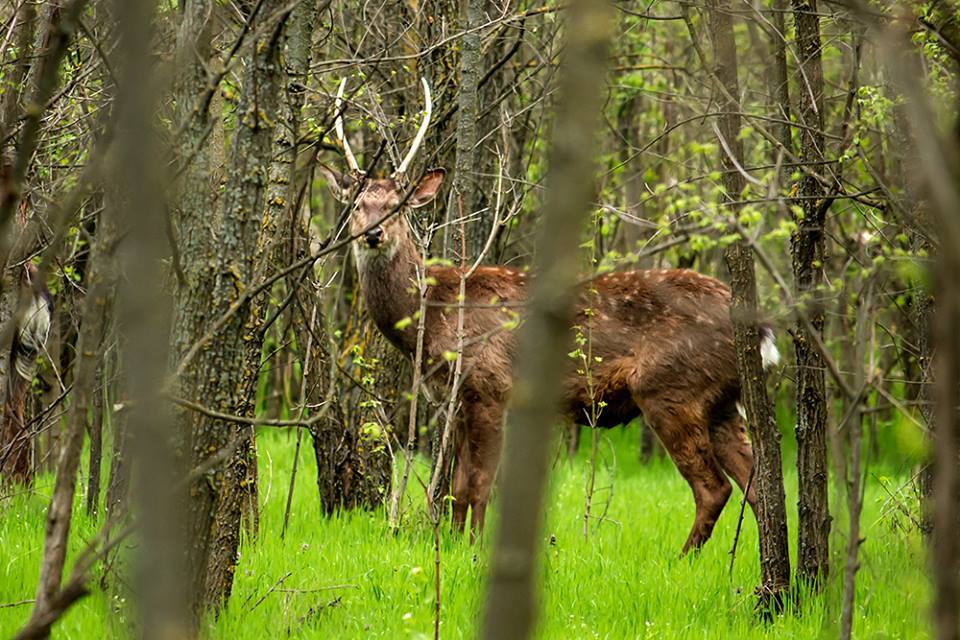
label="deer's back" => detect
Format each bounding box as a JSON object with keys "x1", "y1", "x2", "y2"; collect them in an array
[{"x1": 422, "y1": 266, "x2": 739, "y2": 424}]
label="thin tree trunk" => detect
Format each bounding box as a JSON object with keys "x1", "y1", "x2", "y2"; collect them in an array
[
  {"x1": 481, "y1": 1, "x2": 612, "y2": 637},
  {"x1": 0, "y1": 1, "x2": 36, "y2": 148},
  {"x1": 840, "y1": 275, "x2": 872, "y2": 640},
  {"x1": 104, "y1": 362, "x2": 131, "y2": 517},
  {"x1": 769, "y1": 0, "x2": 791, "y2": 159},
  {"x1": 878, "y1": 17, "x2": 960, "y2": 638},
  {"x1": 704, "y1": 0, "x2": 792, "y2": 612},
  {"x1": 791, "y1": 0, "x2": 830, "y2": 587},
  {"x1": 0, "y1": 3, "x2": 37, "y2": 391},
  {"x1": 0, "y1": 1, "x2": 82, "y2": 484},
  {"x1": 109, "y1": 0, "x2": 191, "y2": 632},
  {"x1": 933, "y1": 250, "x2": 960, "y2": 640},
  {"x1": 84, "y1": 366, "x2": 104, "y2": 517},
  {"x1": 22, "y1": 141, "x2": 119, "y2": 640},
  {"x1": 446, "y1": 0, "x2": 484, "y2": 260}
]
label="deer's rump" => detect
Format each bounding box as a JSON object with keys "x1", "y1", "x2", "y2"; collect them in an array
[{"x1": 559, "y1": 268, "x2": 744, "y2": 430}]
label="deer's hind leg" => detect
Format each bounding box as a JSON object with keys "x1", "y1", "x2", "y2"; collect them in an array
[
  {"x1": 451, "y1": 426, "x2": 471, "y2": 533},
  {"x1": 709, "y1": 401, "x2": 757, "y2": 513},
  {"x1": 463, "y1": 397, "x2": 505, "y2": 542},
  {"x1": 640, "y1": 397, "x2": 732, "y2": 554}
]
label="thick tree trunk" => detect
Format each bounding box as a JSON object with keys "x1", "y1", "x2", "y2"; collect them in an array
[
  {"x1": 311, "y1": 325, "x2": 395, "y2": 514},
  {"x1": 881, "y1": 18, "x2": 960, "y2": 638},
  {"x1": 791, "y1": 0, "x2": 830, "y2": 587},
  {"x1": 482, "y1": 1, "x2": 612, "y2": 637},
  {"x1": 178, "y1": 12, "x2": 286, "y2": 614},
  {"x1": 706, "y1": 0, "x2": 792, "y2": 612}
]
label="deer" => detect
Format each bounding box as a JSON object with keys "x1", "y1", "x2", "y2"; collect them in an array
[{"x1": 319, "y1": 78, "x2": 780, "y2": 554}]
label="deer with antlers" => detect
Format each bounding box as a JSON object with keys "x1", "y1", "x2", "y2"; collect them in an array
[{"x1": 320, "y1": 79, "x2": 779, "y2": 553}]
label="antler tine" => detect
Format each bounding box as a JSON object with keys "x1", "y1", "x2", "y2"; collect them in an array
[
  {"x1": 393, "y1": 77, "x2": 433, "y2": 178},
  {"x1": 335, "y1": 78, "x2": 363, "y2": 176}
]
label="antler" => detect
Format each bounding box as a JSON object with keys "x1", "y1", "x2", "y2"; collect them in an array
[
  {"x1": 393, "y1": 77, "x2": 433, "y2": 178},
  {"x1": 335, "y1": 78, "x2": 363, "y2": 176}
]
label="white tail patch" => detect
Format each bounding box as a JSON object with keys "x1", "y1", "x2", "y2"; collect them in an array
[{"x1": 760, "y1": 327, "x2": 780, "y2": 370}]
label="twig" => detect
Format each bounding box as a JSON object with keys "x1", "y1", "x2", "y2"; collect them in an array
[
  {"x1": 169, "y1": 395, "x2": 327, "y2": 428},
  {"x1": 282, "y1": 302, "x2": 319, "y2": 540},
  {"x1": 246, "y1": 572, "x2": 292, "y2": 613},
  {"x1": 728, "y1": 465, "x2": 755, "y2": 577}
]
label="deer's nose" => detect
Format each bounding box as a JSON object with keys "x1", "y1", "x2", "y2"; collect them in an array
[{"x1": 364, "y1": 227, "x2": 383, "y2": 248}]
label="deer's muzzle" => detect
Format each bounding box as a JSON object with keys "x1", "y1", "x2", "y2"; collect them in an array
[{"x1": 364, "y1": 227, "x2": 383, "y2": 248}]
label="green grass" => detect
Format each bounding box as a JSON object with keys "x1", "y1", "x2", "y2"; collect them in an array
[{"x1": 1, "y1": 426, "x2": 930, "y2": 639}]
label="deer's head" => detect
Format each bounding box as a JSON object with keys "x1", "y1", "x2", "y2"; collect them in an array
[
  {"x1": 318, "y1": 168, "x2": 445, "y2": 255},
  {"x1": 319, "y1": 78, "x2": 445, "y2": 259}
]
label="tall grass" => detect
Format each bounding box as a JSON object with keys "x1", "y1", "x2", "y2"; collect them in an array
[{"x1": 0, "y1": 425, "x2": 929, "y2": 638}]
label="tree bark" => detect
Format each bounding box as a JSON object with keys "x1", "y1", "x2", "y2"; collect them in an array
[
  {"x1": 446, "y1": 0, "x2": 484, "y2": 260},
  {"x1": 933, "y1": 248, "x2": 960, "y2": 640},
  {"x1": 791, "y1": 0, "x2": 830, "y2": 587},
  {"x1": 481, "y1": 1, "x2": 612, "y2": 637},
  {"x1": 705, "y1": 0, "x2": 792, "y2": 612},
  {"x1": 178, "y1": 8, "x2": 286, "y2": 615},
  {"x1": 104, "y1": 364, "x2": 131, "y2": 517},
  {"x1": 769, "y1": 0, "x2": 791, "y2": 159},
  {"x1": 84, "y1": 366, "x2": 104, "y2": 516},
  {"x1": 0, "y1": 1, "x2": 36, "y2": 149}
]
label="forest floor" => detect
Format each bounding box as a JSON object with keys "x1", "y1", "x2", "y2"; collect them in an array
[{"x1": 1, "y1": 425, "x2": 929, "y2": 639}]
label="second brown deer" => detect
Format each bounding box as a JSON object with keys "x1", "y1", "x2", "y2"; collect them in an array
[{"x1": 320, "y1": 79, "x2": 778, "y2": 554}]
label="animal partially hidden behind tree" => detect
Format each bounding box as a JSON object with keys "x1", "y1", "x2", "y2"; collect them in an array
[
  {"x1": 321, "y1": 78, "x2": 780, "y2": 554},
  {"x1": 1, "y1": 263, "x2": 53, "y2": 485}
]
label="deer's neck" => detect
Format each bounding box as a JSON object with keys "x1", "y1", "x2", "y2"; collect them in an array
[{"x1": 354, "y1": 236, "x2": 423, "y2": 354}]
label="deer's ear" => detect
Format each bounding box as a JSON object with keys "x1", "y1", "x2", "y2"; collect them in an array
[
  {"x1": 409, "y1": 168, "x2": 446, "y2": 208},
  {"x1": 318, "y1": 163, "x2": 354, "y2": 203}
]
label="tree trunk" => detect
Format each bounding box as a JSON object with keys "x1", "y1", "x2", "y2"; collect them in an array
[
  {"x1": 933, "y1": 250, "x2": 960, "y2": 640},
  {"x1": 881, "y1": 18, "x2": 960, "y2": 638},
  {"x1": 0, "y1": 1, "x2": 36, "y2": 148},
  {"x1": 791, "y1": 0, "x2": 830, "y2": 587},
  {"x1": 108, "y1": 0, "x2": 191, "y2": 632},
  {"x1": 22, "y1": 146, "x2": 119, "y2": 640},
  {"x1": 178, "y1": 11, "x2": 286, "y2": 614},
  {"x1": 84, "y1": 366, "x2": 104, "y2": 517},
  {"x1": 482, "y1": 1, "x2": 612, "y2": 637},
  {"x1": 769, "y1": 0, "x2": 791, "y2": 159},
  {"x1": 705, "y1": 0, "x2": 792, "y2": 612},
  {"x1": 446, "y1": 0, "x2": 484, "y2": 260},
  {"x1": 104, "y1": 373, "x2": 131, "y2": 517},
  {"x1": 311, "y1": 325, "x2": 395, "y2": 515},
  {"x1": 0, "y1": 3, "x2": 37, "y2": 384}
]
